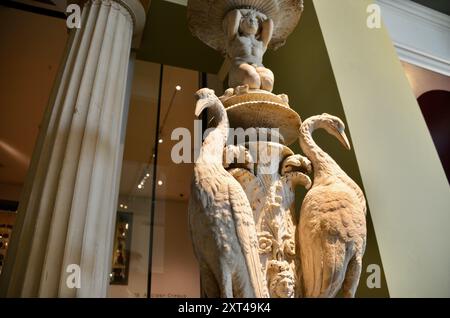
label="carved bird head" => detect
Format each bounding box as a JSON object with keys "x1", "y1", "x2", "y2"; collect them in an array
[
  {"x1": 319, "y1": 113, "x2": 351, "y2": 150},
  {"x1": 194, "y1": 88, "x2": 221, "y2": 117}
]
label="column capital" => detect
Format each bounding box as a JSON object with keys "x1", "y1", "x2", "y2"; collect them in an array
[
  {"x1": 116, "y1": 0, "x2": 146, "y2": 48},
  {"x1": 70, "y1": 0, "x2": 147, "y2": 48}
]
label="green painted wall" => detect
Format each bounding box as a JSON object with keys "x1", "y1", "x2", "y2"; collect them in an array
[{"x1": 137, "y1": 0, "x2": 222, "y2": 73}]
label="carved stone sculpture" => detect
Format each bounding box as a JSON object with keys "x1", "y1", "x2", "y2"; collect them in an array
[
  {"x1": 298, "y1": 114, "x2": 367, "y2": 298},
  {"x1": 188, "y1": 0, "x2": 303, "y2": 91},
  {"x1": 227, "y1": 142, "x2": 311, "y2": 298},
  {"x1": 224, "y1": 9, "x2": 275, "y2": 91},
  {"x1": 187, "y1": 0, "x2": 367, "y2": 298},
  {"x1": 189, "y1": 88, "x2": 268, "y2": 298}
]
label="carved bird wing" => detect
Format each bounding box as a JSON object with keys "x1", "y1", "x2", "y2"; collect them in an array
[
  {"x1": 228, "y1": 181, "x2": 268, "y2": 298},
  {"x1": 228, "y1": 168, "x2": 258, "y2": 198},
  {"x1": 299, "y1": 187, "x2": 367, "y2": 297},
  {"x1": 302, "y1": 187, "x2": 367, "y2": 242}
]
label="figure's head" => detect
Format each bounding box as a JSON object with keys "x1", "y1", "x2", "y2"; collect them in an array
[
  {"x1": 267, "y1": 260, "x2": 296, "y2": 298},
  {"x1": 268, "y1": 269, "x2": 295, "y2": 298},
  {"x1": 239, "y1": 10, "x2": 260, "y2": 36},
  {"x1": 272, "y1": 273, "x2": 295, "y2": 298}
]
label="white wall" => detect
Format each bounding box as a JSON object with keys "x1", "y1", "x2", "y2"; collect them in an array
[{"x1": 150, "y1": 200, "x2": 200, "y2": 298}]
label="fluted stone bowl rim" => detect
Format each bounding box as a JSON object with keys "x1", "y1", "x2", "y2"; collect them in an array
[
  {"x1": 225, "y1": 100, "x2": 301, "y2": 146},
  {"x1": 187, "y1": 0, "x2": 304, "y2": 54}
]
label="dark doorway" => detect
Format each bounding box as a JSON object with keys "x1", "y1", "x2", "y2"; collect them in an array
[{"x1": 417, "y1": 90, "x2": 450, "y2": 182}]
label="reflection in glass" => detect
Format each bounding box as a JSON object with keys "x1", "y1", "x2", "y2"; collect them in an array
[
  {"x1": 110, "y1": 212, "x2": 133, "y2": 285},
  {"x1": 108, "y1": 61, "x2": 223, "y2": 298}
]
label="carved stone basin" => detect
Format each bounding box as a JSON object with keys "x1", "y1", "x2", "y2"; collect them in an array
[
  {"x1": 223, "y1": 90, "x2": 302, "y2": 145},
  {"x1": 187, "y1": 0, "x2": 304, "y2": 53}
]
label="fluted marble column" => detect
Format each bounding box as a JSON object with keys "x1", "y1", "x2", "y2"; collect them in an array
[{"x1": 0, "y1": 0, "x2": 145, "y2": 297}]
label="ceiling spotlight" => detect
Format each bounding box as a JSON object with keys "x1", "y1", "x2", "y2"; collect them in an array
[
  {"x1": 175, "y1": 85, "x2": 182, "y2": 91},
  {"x1": 125, "y1": 223, "x2": 129, "y2": 230},
  {"x1": 138, "y1": 184, "x2": 143, "y2": 189},
  {"x1": 157, "y1": 180, "x2": 163, "y2": 186},
  {"x1": 120, "y1": 204, "x2": 123, "y2": 208},
  {"x1": 124, "y1": 205, "x2": 128, "y2": 209},
  {"x1": 158, "y1": 138, "x2": 163, "y2": 144},
  {"x1": 146, "y1": 173, "x2": 150, "y2": 177}
]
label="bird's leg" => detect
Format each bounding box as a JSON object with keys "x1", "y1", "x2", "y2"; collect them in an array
[
  {"x1": 200, "y1": 265, "x2": 220, "y2": 298},
  {"x1": 218, "y1": 267, "x2": 234, "y2": 298},
  {"x1": 223, "y1": 144, "x2": 255, "y2": 172},
  {"x1": 342, "y1": 256, "x2": 363, "y2": 298}
]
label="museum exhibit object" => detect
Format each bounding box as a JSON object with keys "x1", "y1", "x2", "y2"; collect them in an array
[{"x1": 187, "y1": 0, "x2": 367, "y2": 298}]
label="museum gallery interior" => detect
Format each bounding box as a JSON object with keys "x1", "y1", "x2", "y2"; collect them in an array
[{"x1": 0, "y1": 0, "x2": 449, "y2": 298}]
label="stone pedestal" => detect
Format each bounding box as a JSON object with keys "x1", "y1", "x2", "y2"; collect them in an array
[
  {"x1": 229, "y1": 141, "x2": 310, "y2": 298},
  {"x1": 222, "y1": 91, "x2": 310, "y2": 297},
  {"x1": 0, "y1": 0, "x2": 145, "y2": 297}
]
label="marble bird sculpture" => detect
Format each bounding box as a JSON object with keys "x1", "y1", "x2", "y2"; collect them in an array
[
  {"x1": 188, "y1": 88, "x2": 268, "y2": 298},
  {"x1": 298, "y1": 113, "x2": 367, "y2": 298}
]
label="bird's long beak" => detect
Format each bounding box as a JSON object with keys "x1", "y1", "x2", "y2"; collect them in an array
[
  {"x1": 338, "y1": 130, "x2": 351, "y2": 150},
  {"x1": 195, "y1": 99, "x2": 209, "y2": 117}
]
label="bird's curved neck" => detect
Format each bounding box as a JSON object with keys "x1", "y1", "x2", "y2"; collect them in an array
[
  {"x1": 299, "y1": 118, "x2": 343, "y2": 179},
  {"x1": 198, "y1": 105, "x2": 229, "y2": 165}
]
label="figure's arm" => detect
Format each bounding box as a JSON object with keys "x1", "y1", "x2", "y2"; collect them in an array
[
  {"x1": 223, "y1": 9, "x2": 242, "y2": 40},
  {"x1": 260, "y1": 18, "x2": 274, "y2": 49}
]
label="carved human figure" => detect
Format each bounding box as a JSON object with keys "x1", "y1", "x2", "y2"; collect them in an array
[{"x1": 224, "y1": 9, "x2": 275, "y2": 92}]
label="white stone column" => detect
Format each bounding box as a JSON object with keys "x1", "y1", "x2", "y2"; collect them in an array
[{"x1": 0, "y1": 0, "x2": 145, "y2": 297}]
